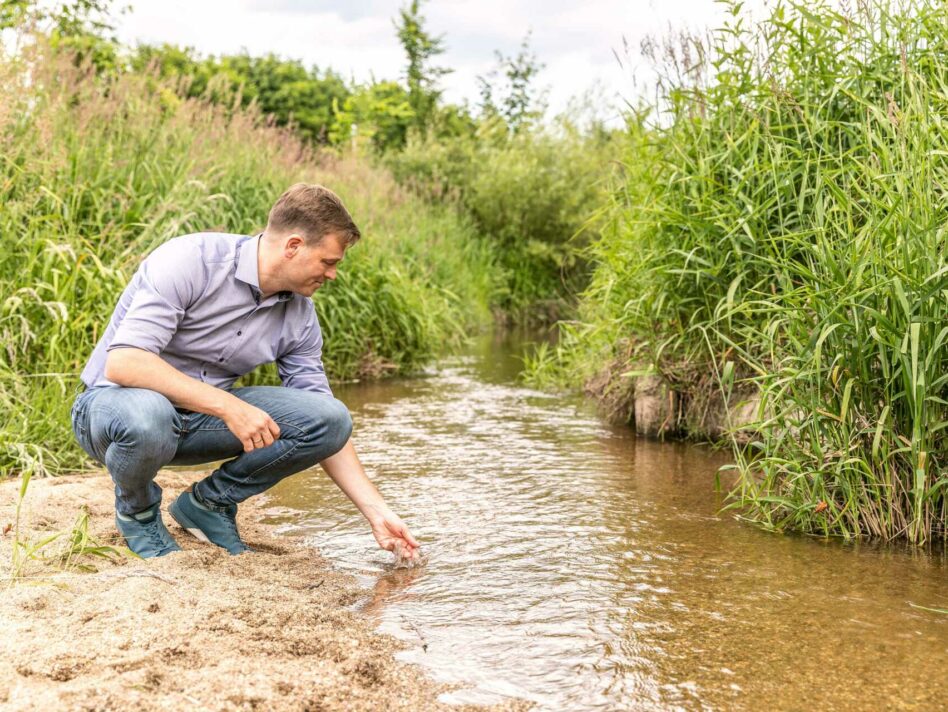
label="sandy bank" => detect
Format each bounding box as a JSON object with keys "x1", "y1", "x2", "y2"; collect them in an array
[{"x1": 0, "y1": 471, "x2": 528, "y2": 711}]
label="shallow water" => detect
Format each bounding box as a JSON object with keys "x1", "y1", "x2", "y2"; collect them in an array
[{"x1": 264, "y1": 332, "x2": 948, "y2": 711}]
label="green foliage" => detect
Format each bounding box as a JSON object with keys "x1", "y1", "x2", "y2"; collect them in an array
[
  {"x1": 0, "y1": 39, "x2": 494, "y2": 479},
  {"x1": 9, "y1": 469, "x2": 130, "y2": 580},
  {"x1": 130, "y1": 46, "x2": 350, "y2": 144},
  {"x1": 1, "y1": 0, "x2": 123, "y2": 73},
  {"x1": 388, "y1": 118, "x2": 620, "y2": 313},
  {"x1": 330, "y1": 80, "x2": 414, "y2": 153},
  {"x1": 530, "y1": 0, "x2": 948, "y2": 543},
  {"x1": 394, "y1": 0, "x2": 451, "y2": 134},
  {"x1": 1, "y1": 0, "x2": 117, "y2": 34}
]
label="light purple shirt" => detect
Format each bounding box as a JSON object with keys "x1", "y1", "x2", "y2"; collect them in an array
[{"x1": 80, "y1": 232, "x2": 331, "y2": 396}]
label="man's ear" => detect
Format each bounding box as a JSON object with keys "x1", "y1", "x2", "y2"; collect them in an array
[{"x1": 284, "y1": 233, "x2": 304, "y2": 257}]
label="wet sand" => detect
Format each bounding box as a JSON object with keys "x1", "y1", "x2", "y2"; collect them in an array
[{"x1": 0, "y1": 471, "x2": 529, "y2": 711}]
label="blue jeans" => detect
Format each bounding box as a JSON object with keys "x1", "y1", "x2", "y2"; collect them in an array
[{"x1": 70, "y1": 385, "x2": 352, "y2": 516}]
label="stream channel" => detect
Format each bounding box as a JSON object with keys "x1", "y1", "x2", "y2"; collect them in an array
[{"x1": 263, "y1": 331, "x2": 947, "y2": 711}]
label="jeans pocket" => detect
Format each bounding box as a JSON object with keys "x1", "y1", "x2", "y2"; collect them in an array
[{"x1": 70, "y1": 392, "x2": 89, "y2": 439}]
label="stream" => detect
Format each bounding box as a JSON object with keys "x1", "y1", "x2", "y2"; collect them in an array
[{"x1": 263, "y1": 332, "x2": 947, "y2": 711}]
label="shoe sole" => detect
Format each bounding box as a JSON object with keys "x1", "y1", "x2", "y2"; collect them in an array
[{"x1": 168, "y1": 499, "x2": 212, "y2": 544}]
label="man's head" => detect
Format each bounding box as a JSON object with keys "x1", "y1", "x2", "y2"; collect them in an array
[
  {"x1": 266, "y1": 183, "x2": 361, "y2": 247},
  {"x1": 259, "y1": 184, "x2": 361, "y2": 297}
]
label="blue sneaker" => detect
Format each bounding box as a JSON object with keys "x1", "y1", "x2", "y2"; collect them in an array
[
  {"x1": 115, "y1": 505, "x2": 181, "y2": 558},
  {"x1": 169, "y1": 490, "x2": 251, "y2": 555}
]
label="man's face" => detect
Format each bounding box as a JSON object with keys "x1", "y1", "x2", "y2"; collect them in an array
[{"x1": 284, "y1": 232, "x2": 347, "y2": 296}]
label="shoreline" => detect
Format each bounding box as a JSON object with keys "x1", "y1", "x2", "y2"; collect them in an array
[{"x1": 0, "y1": 470, "x2": 528, "y2": 711}]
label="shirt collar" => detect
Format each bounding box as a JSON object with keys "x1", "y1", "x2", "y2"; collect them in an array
[{"x1": 235, "y1": 234, "x2": 293, "y2": 303}]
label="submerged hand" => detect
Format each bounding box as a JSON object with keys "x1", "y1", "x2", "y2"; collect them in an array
[{"x1": 368, "y1": 507, "x2": 420, "y2": 560}]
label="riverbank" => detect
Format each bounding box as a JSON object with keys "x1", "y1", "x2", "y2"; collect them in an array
[
  {"x1": 0, "y1": 472, "x2": 528, "y2": 711},
  {"x1": 525, "y1": 0, "x2": 948, "y2": 543}
]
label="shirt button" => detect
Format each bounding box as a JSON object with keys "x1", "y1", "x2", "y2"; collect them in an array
[
  {"x1": 237, "y1": 331, "x2": 242, "y2": 336},
  {"x1": 218, "y1": 357, "x2": 224, "y2": 362}
]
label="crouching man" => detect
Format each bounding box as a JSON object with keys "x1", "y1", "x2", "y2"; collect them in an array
[{"x1": 70, "y1": 183, "x2": 420, "y2": 559}]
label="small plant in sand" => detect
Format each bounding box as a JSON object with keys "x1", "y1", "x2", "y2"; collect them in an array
[{"x1": 8, "y1": 470, "x2": 130, "y2": 581}]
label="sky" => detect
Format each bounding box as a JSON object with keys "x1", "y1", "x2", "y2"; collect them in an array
[{"x1": 112, "y1": 0, "x2": 776, "y2": 124}]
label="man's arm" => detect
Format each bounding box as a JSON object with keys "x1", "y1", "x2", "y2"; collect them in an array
[
  {"x1": 276, "y1": 309, "x2": 420, "y2": 556},
  {"x1": 276, "y1": 306, "x2": 331, "y2": 395},
  {"x1": 105, "y1": 348, "x2": 281, "y2": 452},
  {"x1": 320, "y1": 439, "x2": 420, "y2": 558}
]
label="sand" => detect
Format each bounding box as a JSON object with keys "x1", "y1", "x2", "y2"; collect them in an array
[{"x1": 0, "y1": 470, "x2": 530, "y2": 711}]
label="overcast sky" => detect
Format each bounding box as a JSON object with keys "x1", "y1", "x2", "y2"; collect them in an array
[{"x1": 113, "y1": 0, "x2": 775, "y2": 124}]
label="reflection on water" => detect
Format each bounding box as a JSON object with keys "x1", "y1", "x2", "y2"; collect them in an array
[{"x1": 264, "y1": 332, "x2": 948, "y2": 711}]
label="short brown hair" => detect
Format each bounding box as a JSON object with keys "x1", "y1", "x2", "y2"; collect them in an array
[{"x1": 267, "y1": 183, "x2": 361, "y2": 246}]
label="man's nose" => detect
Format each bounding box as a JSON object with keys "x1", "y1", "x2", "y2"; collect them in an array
[{"x1": 326, "y1": 267, "x2": 337, "y2": 280}]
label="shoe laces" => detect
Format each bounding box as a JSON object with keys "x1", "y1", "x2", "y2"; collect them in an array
[
  {"x1": 220, "y1": 506, "x2": 241, "y2": 539},
  {"x1": 139, "y1": 517, "x2": 176, "y2": 554}
]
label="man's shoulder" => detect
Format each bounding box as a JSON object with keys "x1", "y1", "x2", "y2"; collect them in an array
[
  {"x1": 158, "y1": 232, "x2": 250, "y2": 263},
  {"x1": 285, "y1": 294, "x2": 318, "y2": 319}
]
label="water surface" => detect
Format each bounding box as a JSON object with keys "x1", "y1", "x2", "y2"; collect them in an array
[{"x1": 264, "y1": 333, "x2": 947, "y2": 710}]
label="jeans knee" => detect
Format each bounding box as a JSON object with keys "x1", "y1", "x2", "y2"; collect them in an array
[
  {"x1": 297, "y1": 396, "x2": 352, "y2": 457},
  {"x1": 323, "y1": 397, "x2": 353, "y2": 455},
  {"x1": 103, "y1": 390, "x2": 177, "y2": 460}
]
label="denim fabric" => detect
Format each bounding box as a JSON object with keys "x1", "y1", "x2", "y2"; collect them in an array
[{"x1": 70, "y1": 385, "x2": 352, "y2": 516}]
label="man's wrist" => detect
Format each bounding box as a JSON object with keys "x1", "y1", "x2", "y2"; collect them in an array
[
  {"x1": 362, "y1": 501, "x2": 391, "y2": 526},
  {"x1": 195, "y1": 386, "x2": 238, "y2": 419}
]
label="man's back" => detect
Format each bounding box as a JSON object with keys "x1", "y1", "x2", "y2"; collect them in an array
[{"x1": 80, "y1": 232, "x2": 330, "y2": 395}]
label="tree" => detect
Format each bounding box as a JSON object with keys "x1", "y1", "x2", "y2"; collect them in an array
[
  {"x1": 330, "y1": 80, "x2": 414, "y2": 154},
  {"x1": 478, "y1": 32, "x2": 546, "y2": 133},
  {"x1": 214, "y1": 53, "x2": 350, "y2": 144},
  {"x1": 1, "y1": 0, "x2": 116, "y2": 34},
  {"x1": 2, "y1": 0, "x2": 123, "y2": 73},
  {"x1": 129, "y1": 46, "x2": 350, "y2": 145},
  {"x1": 394, "y1": 0, "x2": 452, "y2": 134}
]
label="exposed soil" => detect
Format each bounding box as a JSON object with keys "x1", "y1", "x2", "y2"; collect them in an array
[{"x1": 0, "y1": 471, "x2": 530, "y2": 711}]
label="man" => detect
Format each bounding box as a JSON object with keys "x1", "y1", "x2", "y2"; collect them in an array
[{"x1": 71, "y1": 183, "x2": 420, "y2": 560}]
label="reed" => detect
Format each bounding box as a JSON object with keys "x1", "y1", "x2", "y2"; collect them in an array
[
  {"x1": 528, "y1": 0, "x2": 947, "y2": 543},
  {"x1": 0, "y1": 38, "x2": 495, "y2": 479}
]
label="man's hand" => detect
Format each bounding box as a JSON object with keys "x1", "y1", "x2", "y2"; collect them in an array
[
  {"x1": 320, "y1": 440, "x2": 422, "y2": 561},
  {"x1": 219, "y1": 398, "x2": 281, "y2": 452},
  {"x1": 367, "y1": 505, "x2": 421, "y2": 560}
]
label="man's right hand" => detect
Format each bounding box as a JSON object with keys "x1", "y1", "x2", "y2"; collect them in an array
[
  {"x1": 220, "y1": 396, "x2": 281, "y2": 452},
  {"x1": 104, "y1": 348, "x2": 281, "y2": 452}
]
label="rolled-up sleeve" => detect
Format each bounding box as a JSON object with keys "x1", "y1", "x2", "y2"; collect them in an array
[
  {"x1": 278, "y1": 308, "x2": 332, "y2": 396},
  {"x1": 108, "y1": 239, "x2": 206, "y2": 354}
]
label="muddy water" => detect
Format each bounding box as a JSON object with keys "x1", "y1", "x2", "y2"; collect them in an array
[{"x1": 263, "y1": 333, "x2": 948, "y2": 711}]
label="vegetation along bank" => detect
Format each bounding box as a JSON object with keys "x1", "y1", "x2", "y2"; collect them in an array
[
  {"x1": 527, "y1": 0, "x2": 947, "y2": 544},
  {"x1": 3, "y1": 0, "x2": 943, "y2": 551}
]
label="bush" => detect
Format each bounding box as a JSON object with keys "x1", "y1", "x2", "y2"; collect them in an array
[{"x1": 387, "y1": 117, "x2": 619, "y2": 313}]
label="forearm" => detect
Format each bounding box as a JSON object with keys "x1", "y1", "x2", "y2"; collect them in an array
[
  {"x1": 104, "y1": 347, "x2": 238, "y2": 417},
  {"x1": 319, "y1": 439, "x2": 389, "y2": 523}
]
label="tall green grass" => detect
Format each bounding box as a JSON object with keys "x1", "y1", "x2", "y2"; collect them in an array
[
  {"x1": 528, "y1": 0, "x2": 947, "y2": 543},
  {"x1": 0, "y1": 38, "x2": 495, "y2": 479}
]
